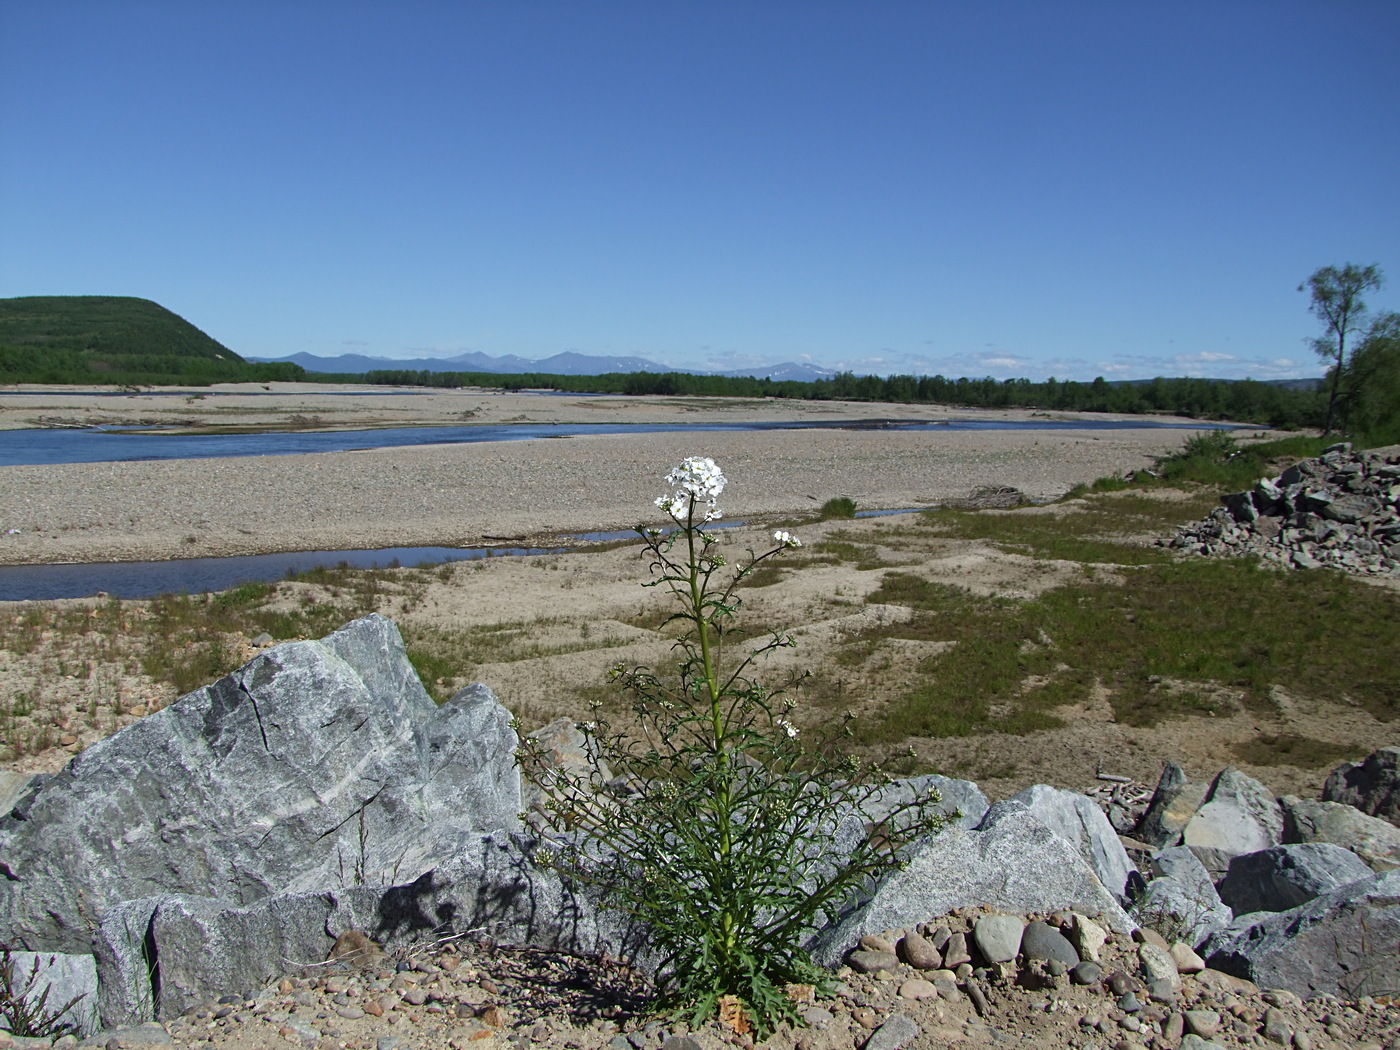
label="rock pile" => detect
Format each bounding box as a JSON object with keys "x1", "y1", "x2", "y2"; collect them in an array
[
  {"x1": 1, "y1": 616, "x2": 1398, "y2": 1049},
  {"x1": 1162, "y1": 442, "x2": 1400, "y2": 576}
]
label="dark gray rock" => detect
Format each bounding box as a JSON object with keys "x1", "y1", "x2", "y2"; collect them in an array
[
  {"x1": 1217, "y1": 844, "x2": 1373, "y2": 915},
  {"x1": 863, "y1": 1013, "x2": 920, "y2": 1050},
  {"x1": 1019, "y1": 921, "x2": 1078, "y2": 966},
  {"x1": 0, "y1": 616, "x2": 522, "y2": 953},
  {"x1": 807, "y1": 801, "x2": 1132, "y2": 967},
  {"x1": 1322, "y1": 747, "x2": 1400, "y2": 827},
  {"x1": 1010, "y1": 784, "x2": 1136, "y2": 901},
  {"x1": 1136, "y1": 764, "x2": 1208, "y2": 849},
  {"x1": 1280, "y1": 794, "x2": 1400, "y2": 871},
  {"x1": 4, "y1": 951, "x2": 101, "y2": 1037},
  {"x1": 1182, "y1": 768, "x2": 1283, "y2": 878},
  {"x1": 1203, "y1": 869, "x2": 1400, "y2": 998},
  {"x1": 1071, "y1": 960, "x2": 1102, "y2": 985}
]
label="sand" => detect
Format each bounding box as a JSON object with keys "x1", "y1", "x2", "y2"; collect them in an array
[{"x1": 0, "y1": 384, "x2": 1232, "y2": 566}]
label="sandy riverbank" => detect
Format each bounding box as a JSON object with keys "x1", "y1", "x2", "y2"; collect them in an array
[{"x1": 0, "y1": 385, "x2": 1237, "y2": 565}]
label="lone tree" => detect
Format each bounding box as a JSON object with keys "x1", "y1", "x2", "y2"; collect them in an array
[{"x1": 1300, "y1": 263, "x2": 1383, "y2": 435}]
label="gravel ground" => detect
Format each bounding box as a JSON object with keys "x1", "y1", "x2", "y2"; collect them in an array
[{"x1": 0, "y1": 425, "x2": 1213, "y2": 566}]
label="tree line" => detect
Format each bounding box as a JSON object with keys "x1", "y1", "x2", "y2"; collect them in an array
[{"x1": 358, "y1": 366, "x2": 1325, "y2": 430}]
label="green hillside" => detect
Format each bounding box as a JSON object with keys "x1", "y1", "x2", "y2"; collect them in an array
[{"x1": 0, "y1": 296, "x2": 302, "y2": 384}]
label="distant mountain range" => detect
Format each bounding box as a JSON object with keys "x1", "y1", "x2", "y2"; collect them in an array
[{"x1": 246, "y1": 350, "x2": 838, "y2": 383}]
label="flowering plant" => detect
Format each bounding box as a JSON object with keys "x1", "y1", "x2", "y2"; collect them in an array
[{"x1": 519, "y1": 457, "x2": 944, "y2": 1034}]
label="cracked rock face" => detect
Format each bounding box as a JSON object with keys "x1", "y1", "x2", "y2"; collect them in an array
[{"x1": 0, "y1": 615, "x2": 521, "y2": 954}]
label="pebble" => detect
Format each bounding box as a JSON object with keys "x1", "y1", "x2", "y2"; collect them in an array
[
  {"x1": 1071, "y1": 960, "x2": 1103, "y2": 985},
  {"x1": 862, "y1": 1013, "x2": 920, "y2": 1050},
  {"x1": 1020, "y1": 920, "x2": 1079, "y2": 967},
  {"x1": 846, "y1": 950, "x2": 900, "y2": 974},
  {"x1": 971, "y1": 915, "x2": 1023, "y2": 964},
  {"x1": 895, "y1": 931, "x2": 941, "y2": 970},
  {"x1": 897, "y1": 978, "x2": 937, "y2": 1001},
  {"x1": 941, "y1": 932, "x2": 973, "y2": 969}
]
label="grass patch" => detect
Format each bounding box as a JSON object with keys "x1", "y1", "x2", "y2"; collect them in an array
[
  {"x1": 820, "y1": 496, "x2": 858, "y2": 520},
  {"x1": 1066, "y1": 433, "x2": 1334, "y2": 498},
  {"x1": 1230, "y1": 734, "x2": 1366, "y2": 769},
  {"x1": 848, "y1": 559, "x2": 1400, "y2": 742},
  {"x1": 914, "y1": 492, "x2": 1219, "y2": 564}
]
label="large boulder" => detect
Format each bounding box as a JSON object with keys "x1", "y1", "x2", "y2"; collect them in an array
[
  {"x1": 2, "y1": 950, "x2": 101, "y2": 1037},
  {"x1": 93, "y1": 831, "x2": 644, "y2": 1026},
  {"x1": 1280, "y1": 794, "x2": 1400, "y2": 871},
  {"x1": 1322, "y1": 747, "x2": 1400, "y2": 827},
  {"x1": 1129, "y1": 846, "x2": 1232, "y2": 949},
  {"x1": 1135, "y1": 762, "x2": 1208, "y2": 848},
  {"x1": 1181, "y1": 768, "x2": 1283, "y2": 878},
  {"x1": 862, "y1": 774, "x2": 990, "y2": 831},
  {"x1": 1216, "y1": 844, "x2": 1373, "y2": 915},
  {"x1": 1010, "y1": 784, "x2": 1137, "y2": 901},
  {"x1": 1203, "y1": 870, "x2": 1400, "y2": 998},
  {"x1": 807, "y1": 801, "x2": 1133, "y2": 966},
  {"x1": 0, "y1": 615, "x2": 522, "y2": 953}
]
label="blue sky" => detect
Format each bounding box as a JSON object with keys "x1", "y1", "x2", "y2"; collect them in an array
[{"x1": 2, "y1": 2, "x2": 1397, "y2": 382}]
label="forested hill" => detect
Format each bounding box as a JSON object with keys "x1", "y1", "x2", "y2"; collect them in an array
[{"x1": 0, "y1": 296, "x2": 303, "y2": 384}]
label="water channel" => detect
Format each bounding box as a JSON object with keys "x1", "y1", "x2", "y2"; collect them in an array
[{"x1": 1, "y1": 417, "x2": 1234, "y2": 600}]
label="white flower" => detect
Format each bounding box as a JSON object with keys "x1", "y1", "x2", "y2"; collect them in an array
[
  {"x1": 582, "y1": 721, "x2": 597, "y2": 732},
  {"x1": 776, "y1": 718, "x2": 798, "y2": 738},
  {"x1": 656, "y1": 456, "x2": 726, "y2": 523},
  {"x1": 773, "y1": 530, "x2": 802, "y2": 548}
]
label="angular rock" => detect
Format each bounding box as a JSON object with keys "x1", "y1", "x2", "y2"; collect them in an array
[
  {"x1": 1136, "y1": 762, "x2": 1209, "y2": 849},
  {"x1": 3, "y1": 951, "x2": 101, "y2": 1037},
  {"x1": 1217, "y1": 844, "x2": 1373, "y2": 915},
  {"x1": 863, "y1": 1013, "x2": 919, "y2": 1050},
  {"x1": 0, "y1": 770, "x2": 40, "y2": 819},
  {"x1": 1131, "y1": 847, "x2": 1232, "y2": 948},
  {"x1": 1203, "y1": 869, "x2": 1400, "y2": 998},
  {"x1": 1137, "y1": 943, "x2": 1180, "y2": 990},
  {"x1": 862, "y1": 774, "x2": 990, "y2": 831},
  {"x1": 807, "y1": 801, "x2": 1132, "y2": 967},
  {"x1": 1322, "y1": 747, "x2": 1400, "y2": 827},
  {"x1": 94, "y1": 831, "x2": 645, "y2": 1024},
  {"x1": 1182, "y1": 768, "x2": 1283, "y2": 878},
  {"x1": 1281, "y1": 794, "x2": 1400, "y2": 871},
  {"x1": 971, "y1": 915, "x2": 1023, "y2": 965},
  {"x1": 1010, "y1": 784, "x2": 1137, "y2": 901},
  {"x1": 520, "y1": 718, "x2": 613, "y2": 817},
  {"x1": 0, "y1": 616, "x2": 522, "y2": 953}
]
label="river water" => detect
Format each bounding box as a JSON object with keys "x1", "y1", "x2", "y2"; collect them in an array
[{"x1": 1, "y1": 417, "x2": 1229, "y2": 599}]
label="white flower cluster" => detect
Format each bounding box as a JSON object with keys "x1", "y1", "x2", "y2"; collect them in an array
[
  {"x1": 656, "y1": 456, "x2": 726, "y2": 523},
  {"x1": 773, "y1": 530, "x2": 802, "y2": 548},
  {"x1": 776, "y1": 718, "x2": 799, "y2": 738}
]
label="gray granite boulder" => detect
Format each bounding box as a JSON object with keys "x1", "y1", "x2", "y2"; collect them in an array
[
  {"x1": 1322, "y1": 747, "x2": 1400, "y2": 827},
  {"x1": 863, "y1": 774, "x2": 990, "y2": 831},
  {"x1": 1280, "y1": 794, "x2": 1400, "y2": 871},
  {"x1": 1217, "y1": 844, "x2": 1373, "y2": 915},
  {"x1": 1203, "y1": 870, "x2": 1400, "y2": 998},
  {"x1": 3, "y1": 950, "x2": 101, "y2": 1037},
  {"x1": 94, "y1": 831, "x2": 643, "y2": 1025},
  {"x1": 1010, "y1": 784, "x2": 1136, "y2": 901},
  {"x1": 1136, "y1": 763, "x2": 1208, "y2": 849},
  {"x1": 1181, "y1": 768, "x2": 1283, "y2": 878},
  {"x1": 806, "y1": 800, "x2": 1133, "y2": 966},
  {"x1": 1130, "y1": 847, "x2": 1233, "y2": 948},
  {"x1": 0, "y1": 615, "x2": 522, "y2": 953}
]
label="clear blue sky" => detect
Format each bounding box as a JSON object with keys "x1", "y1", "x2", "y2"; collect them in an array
[{"x1": 3, "y1": 2, "x2": 1397, "y2": 382}]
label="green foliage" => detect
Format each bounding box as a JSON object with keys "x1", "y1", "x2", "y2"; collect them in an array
[
  {"x1": 0, "y1": 295, "x2": 305, "y2": 385},
  {"x1": 358, "y1": 367, "x2": 1324, "y2": 429},
  {"x1": 1337, "y1": 311, "x2": 1400, "y2": 446},
  {"x1": 1300, "y1": 263, "x2": 1385, "y2": 434},
  {"x1": 518, "y1": 459, "x2": 944, "y2": 1034},
  {"x1": 0, "y1": 945, "x2": 90, "y2": 1039},
  {"x1": 848, "y1": 554, "x2": 1400, "y2": 742},
  {"x1": 819, "y1": 497, "x2": 858, "y2": 520}
]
